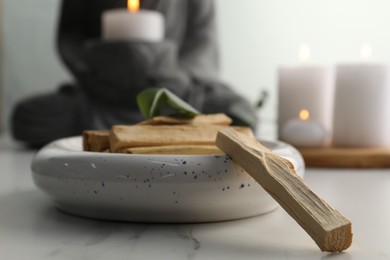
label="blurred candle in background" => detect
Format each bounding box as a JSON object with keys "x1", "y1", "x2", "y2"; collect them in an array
[
  {"x1": 359, "y1": 43, "x2": 373, "y2": 61},
  {"x1": 333, "y1": 44, "x2": 390, "y2": 147},
  {"x1": 278, "y1": 43, "x2": 334, "y2": 147},
  {"x1": 102, "y1": 0, "x2": 164, "y2": 41},
  {"x1": 281, "y1": 109, "x2": 326, "y2": 147}
]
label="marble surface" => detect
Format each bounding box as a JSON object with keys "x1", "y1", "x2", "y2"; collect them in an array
[{"x1": 1, "y1": 134, "x2": 390, "y2": 260}]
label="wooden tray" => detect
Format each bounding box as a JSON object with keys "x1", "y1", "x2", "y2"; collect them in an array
[{"x1": 298, "y1": 147, "x2": 390, "y2": 168}]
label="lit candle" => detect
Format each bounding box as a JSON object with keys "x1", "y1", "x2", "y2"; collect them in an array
[
  {"x1": 278, "y1": 44, "x2": 334, "y2": 146},
  {"x1": 333, "y1": 44, "x2": 390, "y2": 147},
  {"x1": 102, "y1": 0, "x2": 164, "y2": 42},
  {"x1": 280, "y1": 109, "x2": 327, "y2": 147}
]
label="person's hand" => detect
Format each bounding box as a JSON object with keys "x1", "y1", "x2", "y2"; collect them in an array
[
  {"x1": 80, "y1": 41, "x2": 153, "y2": 103},
  {"x1": 78, "y1": 40, "x2": 190, "y2": 105}
]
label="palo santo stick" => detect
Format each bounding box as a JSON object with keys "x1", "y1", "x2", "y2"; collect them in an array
[
  {"x1": 138, "y1": 113, "x2": 232, "y2": 126},
  {"x1": 110, "y1": 124, "x2": 223, "y2": 152},
  {"x1": 118, "y1": 145, "x2": 224, "y2": 155},
  {"x1": 216, "y1": 128, "x2": 352, "y2": 252},
  {"x1": 110, "y1": 125, "x2": 254, "y2": 153},
  {"x1": 83, "y1": 130, "x2": 110, "y2": 152}
]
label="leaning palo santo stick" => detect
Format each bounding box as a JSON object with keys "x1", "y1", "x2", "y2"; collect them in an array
[{"x1": 216, "y1": 128, "x2": 352, "y2": 252}]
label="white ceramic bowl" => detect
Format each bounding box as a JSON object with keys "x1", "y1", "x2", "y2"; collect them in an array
[{"x1": 31, "y1": 137, "x2": 304, "y2": 223}]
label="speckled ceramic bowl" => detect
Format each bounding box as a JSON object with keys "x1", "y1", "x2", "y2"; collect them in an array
[{"x1": 31, "y1": 136, "x2": 304, "y2": 223}]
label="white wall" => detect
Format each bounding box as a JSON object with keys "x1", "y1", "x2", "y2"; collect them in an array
[
  {"x1": 3, "y1": 0, "x2": 390, "y2": 135},
  {"x1": 1, "y1": 0, "x2": 70, "y2": 131},
  {"x1": 0, "y1": 0, "x2": 3, "y2": 132}
]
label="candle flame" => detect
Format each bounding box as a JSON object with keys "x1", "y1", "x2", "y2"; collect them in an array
[
  {"x1": 128, "y1": 0, "x2": 140, "y2": 12},
  {"x1": 298, "y1": 43, "x2": 311, "y2": 64},
  {"x1": 360, "y1": 43, "x2": 372, "y2": 62},
  {"x1": 299, "y1": 109, "x2": 310, "y2": 121}
]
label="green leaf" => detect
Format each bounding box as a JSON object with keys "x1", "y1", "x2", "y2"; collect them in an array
[
  {"x1": 137, "y1": 88, "x2": 200, "y2": 119},
  {"x1": 136, "y1": 88, "x2": 160, "y2": 118}
]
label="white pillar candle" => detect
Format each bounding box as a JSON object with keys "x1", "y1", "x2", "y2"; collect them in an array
[
  {"x1": 102, "y1": 0, "x2": 164, "y2": 42},
  {"x1": 333, "y1": 63, "x2": 390, "y2": 147},
  {"x1": 278, "y1": 44, "x2": 334, "y2": 147}
]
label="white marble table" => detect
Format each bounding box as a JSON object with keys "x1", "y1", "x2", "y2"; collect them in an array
[{"x1": 1, "y1": 134, "x2": 389, "y2": 260}]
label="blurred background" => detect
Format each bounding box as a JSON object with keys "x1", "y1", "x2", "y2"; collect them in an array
[{"x1": 2, "y1": 0, "x2": 390, "y2": 138}]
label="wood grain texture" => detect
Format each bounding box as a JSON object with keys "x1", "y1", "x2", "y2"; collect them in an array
[
  {"x1": 216, "y1": 128, "x2": 353, "y2": 252},
  {"x1": 137, "y1": 113, "x2": 232, "y2": 126},
  {"x1": 110, "y1": 124, "x2": 224, "y2": 152},
  {"x1": 117, "y1": 145, "x2": 224, "y2": 155},
  {"x1": 109, "y1": 125, "x2": 254, "y2": 153},
  {"x1": 299, "y1": 147, "x2": 390, "y2": 168}
]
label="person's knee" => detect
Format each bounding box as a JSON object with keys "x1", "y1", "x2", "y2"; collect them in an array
[{"x1": 11, "y1": 88, "x2": 83, "y2": 147}]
